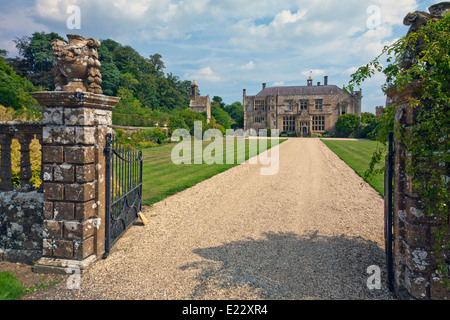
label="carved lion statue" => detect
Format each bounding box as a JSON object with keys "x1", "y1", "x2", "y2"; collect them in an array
[{"x1": 52, "y1": 34, "x2": 103, "y2": 94}]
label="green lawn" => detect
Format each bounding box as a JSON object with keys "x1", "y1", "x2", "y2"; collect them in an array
[
  {"x1": 141, "y1": 138, "x2": 284, "y2": 205},
  {"x1": 0, "y1": 272, "x2": 25, "y2": 300},
  {"x1": 320, "y1": 139, "x2": 386, "y2": 196}
]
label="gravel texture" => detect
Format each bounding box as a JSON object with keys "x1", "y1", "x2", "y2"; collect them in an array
[{"x1": 24, "y1": 138, "x2": 395, "y2": 300}]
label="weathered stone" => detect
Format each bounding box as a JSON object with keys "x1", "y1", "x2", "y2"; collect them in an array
[
  {"x1": 52, "y1": 239, "x2": 74, "y2": 259},
  {"x1": 405, "y1": 269, "x2": 428, "y2": 299},
  {"x1": 43, "y1": 220, "x2": 62, "y2": 238},
  {"x1": 42, "y1": 146, "x2": 64, "y2": 164},
  {"x1": 42, "y1": 107, "x2": 64, "y2": 125},
  {"x1": 64, "y1": 146, "x2": 95, "y2": 164},
  {"x1": 43, "y1": 201, "x2": 53, "y2": 219},
  {"x1": 65, "y1": 182, "x2": 96, "y2": 202},
  {"x1": 64, "y1": 108, "x2": 96, "y2": 126},
  {"x1": 63, "y1": 220, "x2": 95, "y2": 240},
  {"x1": 75, "y1": 126, "x2": 96, "y2": 145},
  {"x1": 54, "y1": 202, "x2": 75, "y2": 220},
  {"x1": 75, "y1": 200, "x2": 96, "y2": 220},
  {"x1": 43, "y1": 183, "x2": 64, "y2": 201},
  {"x1": 74, "y1": 236, "x2": 95, "y2": 260},
  {"x1": 53, "y1": 163, "x2": 74, "y2": 182},
  {"x1": 76, "y1": 164, "x2": 95, "y2": 183}
]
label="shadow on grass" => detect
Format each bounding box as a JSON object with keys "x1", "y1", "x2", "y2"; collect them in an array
[{"x1": 181, "y1": 231, "x2": 394, "y2": 300}]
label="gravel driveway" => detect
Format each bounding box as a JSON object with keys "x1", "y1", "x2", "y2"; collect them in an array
[{"x1": 24, "y1": 138, "x2": 394, "y2": 300}]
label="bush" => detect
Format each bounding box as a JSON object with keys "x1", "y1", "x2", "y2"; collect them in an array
[{"x1": 336, "y1": 114, "x2": 361, "y2": 137}]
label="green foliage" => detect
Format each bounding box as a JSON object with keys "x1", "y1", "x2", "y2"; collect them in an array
[
  {"x1": 211, "y1": 102, "x2": 231, "y2": 129},
  {"x1": 361, "y1": 112, "x2": 376, "y2": 124},
  {"x1": 346, "y1": 13, "x2": 450, "y2": 287},
  {"x1": 8, "y1": 31, "x2": 64, "y2": 90},
  {"x1": 335, "y1": 113, "x2": 361, "y2": 136},
  {"x1": 224, "y1": 101, "x2": 244, "y2": 129},
  {"x1": 114, "y1": 128, "x2": 169, "y2": 149},
  {"x1": 0, "y1": 272, "x2": 25, "y2": 300},
  {"x1": 0, "y1": 56, "x2": 41, "y2": 118}
]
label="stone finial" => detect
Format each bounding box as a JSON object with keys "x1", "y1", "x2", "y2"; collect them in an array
[
  {"x1": 403, "y1": 2, "x2": 450, "y2": 34},
  {"x1": 400, "y1": 2, "x2": 450, "y2": 70},
  {"x1": 52, "y1": 34, "x2": 103, "y2": 94}
]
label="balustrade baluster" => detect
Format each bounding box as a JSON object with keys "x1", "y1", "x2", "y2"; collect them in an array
[
  {"x1": 0, "y1": 134, "x2": 14, "y2": 191},
  {"x1": 18, "y1": 134, "x2": 34, "y2": 192}
]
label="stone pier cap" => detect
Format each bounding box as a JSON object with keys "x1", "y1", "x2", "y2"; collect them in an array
[{"x1": 31, "y1": 91, "x2": 120, "y2": 109}]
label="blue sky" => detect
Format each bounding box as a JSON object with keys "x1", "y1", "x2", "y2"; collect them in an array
[{"x1": 0, "y1": 0, "x2": 438, "y2": 113}]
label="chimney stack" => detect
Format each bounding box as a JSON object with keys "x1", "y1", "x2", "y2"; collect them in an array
[
  {"x1": 317, "y1": 82, "x2": 320, "y2": 86},
  {"x1": 262, "y1": 83, "x2": 266, "y2": 90},
  {"x1": 324, "y1": 76, "x2": 328, "y2": 86}
]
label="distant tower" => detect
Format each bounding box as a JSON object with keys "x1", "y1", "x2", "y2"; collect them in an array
[
  {"x1": 189, "y1": 80, "x2": 211, "y2": 123},
  {"x1": 190, "y1": 80, "x2": 199, "y2": 99}
]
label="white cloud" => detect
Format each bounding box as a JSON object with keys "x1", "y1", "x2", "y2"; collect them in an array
[
  {"x1": 240, "y1": 61, "x2": 255, "y2": 70},
  {"x1": 185, "y1": 66, "x2": 222, "y2": 83}
]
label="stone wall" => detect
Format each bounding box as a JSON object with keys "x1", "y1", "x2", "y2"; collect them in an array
[{"x1": 0, "y1": 191, "x2": 44, "y2": 264}]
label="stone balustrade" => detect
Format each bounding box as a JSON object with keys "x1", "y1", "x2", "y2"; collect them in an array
[{"x1": 0, "y1": 121, "x2": 43, "y2": 192}]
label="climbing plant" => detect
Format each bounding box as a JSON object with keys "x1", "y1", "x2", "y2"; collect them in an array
[{"x1": 345, "y1": 13, "x2": 449, "y2": 287}]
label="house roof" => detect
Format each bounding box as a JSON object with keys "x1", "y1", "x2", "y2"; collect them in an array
[
  {"x1": 256, "y1": 85, "x2": 343, "y2": 97},
  {"x1": 189, "y1": 95, "x2": 210, "y2": 108}
]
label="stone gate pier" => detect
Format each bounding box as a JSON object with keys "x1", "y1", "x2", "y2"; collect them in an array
[
  {"x1": 0, "y1": 34, "x2": 120, "y2": 274},
  {"x1": 31, "y1": 91, "x2": 118, "y2": 273}
]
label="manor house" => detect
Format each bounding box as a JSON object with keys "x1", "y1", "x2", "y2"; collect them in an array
[{"x1": 243, "y1": 76, "x2": 362, "y2": 136}]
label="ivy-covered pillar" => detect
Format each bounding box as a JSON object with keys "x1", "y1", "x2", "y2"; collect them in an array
[{"x1": 386, "y1": 82, "x2": 449, "y2": 300}]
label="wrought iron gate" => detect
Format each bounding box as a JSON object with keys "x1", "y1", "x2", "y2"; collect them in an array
[
  {"x1": 384, "y1": 131, "x2": 394, "y2": 291},
  {"x1": 103, "y1": 133, "x2": 143, "y2": 258}
]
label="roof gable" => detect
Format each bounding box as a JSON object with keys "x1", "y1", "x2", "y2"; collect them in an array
[{"x1": 256, "y1": 85, "x2": 343, "y2": 97}]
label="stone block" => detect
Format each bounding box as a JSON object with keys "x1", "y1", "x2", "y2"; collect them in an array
[
  {"x1": 42, "y1": 164, "x2": 53, "y2": 182},
  {"x1": 405, "y1": 268, "x2": 428, "y2": 299},
  {"x1": 75, "y1": 200, "x2": 96, "y2": 220},
  {"x1": 53, "y1": 163, "x2": 74, "y2": 182},
  {"x1": 42, "y1": 146, "x2": 64, "y2": 164},
  {"x1": 63, "y1": 219, "x2": 95, "y2": 240},
  {"x1": 43, "y1": 126, "x2": 75, "y2": 145},
  {"x1": 76, "y1": 164, "x2": 95, "y2": 183},
  {"x1": 75, "y1": 126, "x2": 96, "y2": 145},
  {"x1": 73, "y1": 237, "x2": 95, "y2": 260},
  {"x1": 42, "y1": 107, "x2": 64, "y2": 125},
  {"x1": 52, "y1": 239, "x2": 74, "y2": 259},
  {"x1": 54, "y1": 202, "x2": 75, "y2": 220},
  {"x1": 43, "y1": 201, "x2": 53, "y2": 219},
  {"x1": 42, "y1": 239, "x2": 53, "y2": 257},
  {"x1": 64, "y1": 108, "x2": 96, "y2": 126},
  {"x1": 405, "y1": 244, "x2": 435, "y2": 274},
  {"x1": 43, "y1": 183, "x2": 64, "y2": 201},
  {"x1": 43, "y1": 220, "x2": 62, "y2": 238},
  {"x1": 65, "y1": 182, "x2": 96, "y2": 202},
  {"x1": 405, "y1": 220, "x2": 432, "y2": 248},
  {"x1": 64, "y1": 146, "x2": 95, "y2": 164}
]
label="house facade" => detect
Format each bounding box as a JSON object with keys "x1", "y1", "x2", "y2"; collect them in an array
[{"x1": 243, "y1": 76, "x2": 362, "y2": 136}]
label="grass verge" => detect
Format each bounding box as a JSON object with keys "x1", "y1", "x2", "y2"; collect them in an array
[
  {"x1": 320, "y1": 139, "x2": 386, "y2": 196},
  {"x1": 0, "y1": 272, "x2": 25, "y2": 300}
]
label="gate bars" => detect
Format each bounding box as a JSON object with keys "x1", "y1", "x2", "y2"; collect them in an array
[
  {"x1": 384, "y1": 131, "x2": 394, "y2": 292},
  {"x1": 103, "y1": 133, "x2": 143, "y2": 258}
]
